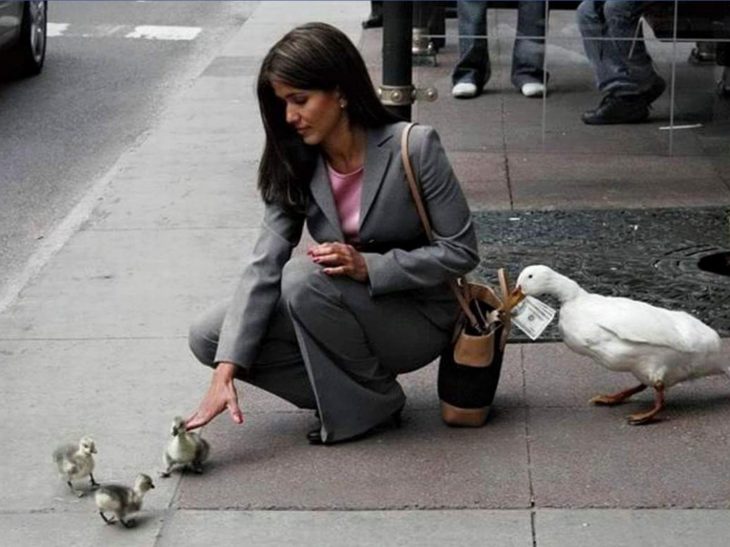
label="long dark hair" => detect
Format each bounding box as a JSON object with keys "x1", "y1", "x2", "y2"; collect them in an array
[{"x1": 257, "y1": 22, "x2": 400, "y2": 212}]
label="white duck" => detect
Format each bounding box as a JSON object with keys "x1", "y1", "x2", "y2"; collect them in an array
[
  {"x1": 514, "y1": 265, "x2": 725, "y2": 424},
  {"x1": 52, "y1": 436, "x2": 99, "y2": 496},
  {"x1": 160, "y1": 416, "x2": 210, "y2": 477},
  {"x1": 95, "y1": 473, "x2": 155, "y2": 528}
]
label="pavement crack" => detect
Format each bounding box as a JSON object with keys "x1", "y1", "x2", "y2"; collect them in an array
[
  {"x1": 500, "y1": 95, "x2": 514, "y2": 210},
  {"x1": 521, "y1": 345, "x2": 538, "y2": 545}
]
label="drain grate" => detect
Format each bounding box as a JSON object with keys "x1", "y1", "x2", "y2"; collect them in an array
[
  {"x1": 698, "y1": 251, "x2": 730, "y2": 277},
  {"x1": 472, "y1": 207, "x2": 730, "y2": 341}
]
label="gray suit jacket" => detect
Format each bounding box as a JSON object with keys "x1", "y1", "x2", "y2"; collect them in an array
[{"x1": 214, "y1": 121, "x2": 479, "y2": 367}]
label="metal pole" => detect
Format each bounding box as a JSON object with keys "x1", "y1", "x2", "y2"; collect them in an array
[{"x1": 382, "y1": 1, "x2": 413, "y2": 120}]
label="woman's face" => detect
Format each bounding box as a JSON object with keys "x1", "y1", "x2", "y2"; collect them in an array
[{"x1": 271, "y1": 80, "x2": 346, "y2": 146}]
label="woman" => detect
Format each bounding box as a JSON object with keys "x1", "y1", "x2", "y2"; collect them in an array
[{"x1": 186, "y1": 22, "x2": 479, "y2": 444}]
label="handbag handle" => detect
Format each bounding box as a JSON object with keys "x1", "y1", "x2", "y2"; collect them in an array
[
  {"x1": 400, "y1": 122, "x2": 482, "y2": 330},
  {"x1": 400, "y1": 123, "x2": 519, "y2": 327}
]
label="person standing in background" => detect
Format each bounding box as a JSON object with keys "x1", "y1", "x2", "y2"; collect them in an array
[
  {"x1": 452, "y1": 0, "x2": 549, "y2": 99},
  {"x1": 577, "y1": 0, "x2": 666, "y2": 124}
]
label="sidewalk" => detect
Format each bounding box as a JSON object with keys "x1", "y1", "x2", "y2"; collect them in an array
[{"x1": 1, "y1": 2, "x2": 730, "y2": 545}]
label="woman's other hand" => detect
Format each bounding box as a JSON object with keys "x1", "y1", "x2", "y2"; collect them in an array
[
  {"x1": 186, "y1": 362, "x2": 244, "y2": 430},
  {"x1": 308, "y1": 242, "x2": 368, "y2": 282}
]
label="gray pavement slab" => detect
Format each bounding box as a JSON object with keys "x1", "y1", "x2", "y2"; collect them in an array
[
  {"x1": 0, "y1": 228, "x2": 255, "y2": 339},
  {"x1": 507, "y1": 153, "x2": 725, "y2": 184},
  {"x1": 535, "y1": 509, "x2": 730, "y2": 547},
  {"x1": 0, "y1": 338, "x2": 207, "y2": 512},
  {"x1": 448, "y1": 151, "x2": 511, "y2": 210},
  {"x1": 0, "y1": 512, "x2": 165, "y2": 547},
  {"x1": 90, "y1": 162, "x2": 262, "y2": 231},
  {"x1": 175, "y1": 408, "x2": 531, "y2": 510},
  {"x1": 510, "y1": 172, "x2": 730, "y2": 210},
  {"x1": 528, "y1": 406, "x2": 730, "y2": 508},
  {"x1": 157, "y1": 509, "x2": 533, "y2": 547}
]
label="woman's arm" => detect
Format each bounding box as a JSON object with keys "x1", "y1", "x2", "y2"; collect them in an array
[
  {"x1": 214, "y1": 201, "x2": 305, "y2": 367},
  {"x1": 186, "y1": 202, "x2": 304, "y2": 430},
  {"x1": 363, "y1": 126, "x2": 480, "y2": 295}
]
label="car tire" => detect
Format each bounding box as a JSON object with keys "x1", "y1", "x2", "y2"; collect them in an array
[{"x1": 5, "y1": 1, "x2": 47, "y2": 79}]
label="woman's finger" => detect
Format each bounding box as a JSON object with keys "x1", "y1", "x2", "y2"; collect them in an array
[
  {"x1": 308, "y1": 243, "x2": 336, "y2": 257},
  {"x1": 186, "y1": 412, "x2": 209, "y2": 431},
  {"x1": 313, "y1": 252, "x2": 345, "y2": 266},
  {"x1": 227, "y1": 400, "x2": 244, "y2": 424},
  {"x1": 323, "y1": 266, "x2": 348, "y2": 276}
]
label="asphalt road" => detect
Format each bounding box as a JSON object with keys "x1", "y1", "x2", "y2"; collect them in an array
[{"x1": 0, "y1": 0, "x2": 257, "y2": 301}]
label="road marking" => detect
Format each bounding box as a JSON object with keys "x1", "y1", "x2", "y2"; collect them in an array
[
  {"x1": 125, "y1": 25, "x2": 202, "y2": 41},
  {"x1": 46, "y1": 23, "x2": 202, "y2": 41},
  {"x1": 47, "y1": 22, "x2": 69, "y2": 37}
]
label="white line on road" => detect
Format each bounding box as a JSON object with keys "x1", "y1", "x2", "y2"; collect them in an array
[
  {"x1": 47, "y1": 23, "x2": 202, "y2": 41},
  {"x1": 125, "y1": 25, "x2": 202, "y2": 41},
  {"x1": 47, "y1": 22, "x2": 69, "y2": 37}
]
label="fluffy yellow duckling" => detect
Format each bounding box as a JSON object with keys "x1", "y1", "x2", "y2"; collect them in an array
[
  {"x1": 95, "y1": 473, "x2": 155, "y2": 528},
  {"x1": 52, "y1": 436, "x2": 98, "y2": 496},
  {"x1": 161, "y1": 416, "x2": 210, "y2": 477}
]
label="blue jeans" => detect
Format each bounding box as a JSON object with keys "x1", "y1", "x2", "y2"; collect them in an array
[
  {"x1": 577, "y1": 0, "x2": 661, "y2": 95},
  {"x1": 452, "y1": 0, "x2": 548, "y2": 90}
]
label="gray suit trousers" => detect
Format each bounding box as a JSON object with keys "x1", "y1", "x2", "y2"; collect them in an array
[{"x1": 189, "y1": 257, "x2": 456, "y2": 443}]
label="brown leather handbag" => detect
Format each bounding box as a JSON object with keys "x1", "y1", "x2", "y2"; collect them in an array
[{"x1": 401, "y1": 123, "x2": 519, "y2": 427}]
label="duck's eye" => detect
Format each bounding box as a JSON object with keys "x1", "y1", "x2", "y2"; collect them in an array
[{"x1": 528, "y1": 274, "x2": 533, "y2": 279}]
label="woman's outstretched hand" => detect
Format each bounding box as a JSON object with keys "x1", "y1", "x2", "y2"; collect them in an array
[
  {"x1": 186, "y1": 362, "x2": 244, "y2": 430},
  {"x1": 308, "y1": 242, "x2": 368, "y2": 282}
]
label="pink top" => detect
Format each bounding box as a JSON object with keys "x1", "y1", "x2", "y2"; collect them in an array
[{"x1": 327, "y1": 162, "x2": 364, "y2": 242}]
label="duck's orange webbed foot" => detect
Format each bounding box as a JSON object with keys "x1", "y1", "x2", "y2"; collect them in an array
[
  {"x1": 627, "y1": 383, "x2": 665, "y2": 425},
  {"x1": 589, "y1": 384, "x2": 647, "y2": 406}
]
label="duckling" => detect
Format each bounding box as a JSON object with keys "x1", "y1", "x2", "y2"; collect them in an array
[
  {"x1": 514, "y1": 265, "x2": 726, "y2": 424},
  {"x1": 160, "y1": 416, "x2": 210, "y2": 477},
  {"x1": 52, "y1": 436, "x2": 98, "y2": 496},
  {"x1": 95, "y1": 474, "x2": 155, "y2": 528}
]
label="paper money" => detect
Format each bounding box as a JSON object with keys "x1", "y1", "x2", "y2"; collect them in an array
[{"x1": 511, "y1": 295, "x2": 556, "y2": 340}]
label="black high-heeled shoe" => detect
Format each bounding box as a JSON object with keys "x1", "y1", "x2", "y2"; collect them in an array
[
  {"x1": 306, "y1": 404, "x2": 404, "y2": 445},
  {"x1": 306, "y1": 427, "x2": 325, "y2": 445}
]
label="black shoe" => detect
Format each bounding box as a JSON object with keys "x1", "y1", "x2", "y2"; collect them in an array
[
  {"x1": 307, "y1": 427, "x2": 325, "y2": 445},
  {"x1": 688, "y1": 45, "x2": 716, "y2": 65},
  {"x1": 362, "y1": 13, "x2": 383, "y2": 29},
  {"x1": 306, "y1": 405, "x2": 404, "y2": 445},
  {"x1": 581, "y1": 94, "x2": 649, "y2": 125},
  {"x1": 643, "y1": 77, "x2": 666, "y2": 105}
]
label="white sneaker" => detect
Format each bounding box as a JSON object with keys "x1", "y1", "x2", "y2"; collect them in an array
[
  {"x1": 521, "y1": 82, "x2": 546, "y2": 98},
  {"x1": 452, "y1": 82, "x2": 478, "y2": 98}
]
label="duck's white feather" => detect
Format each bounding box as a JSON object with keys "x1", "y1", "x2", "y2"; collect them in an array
[{"x1": 516, "y1": 265, "x2": 725, "y2": 388}]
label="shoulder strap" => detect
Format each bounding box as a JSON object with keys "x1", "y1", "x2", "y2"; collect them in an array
[
  {"x1": 400, "y1": 123, "x2": 434, "y2": 241},
  {"x1": 400, "y1": 123, "x2": 481, "y2": 330}
]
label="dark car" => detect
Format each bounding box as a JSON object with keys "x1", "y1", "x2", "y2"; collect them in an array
[{"x1": 0, "y1": 0, "x2": 47, "y2": 78}]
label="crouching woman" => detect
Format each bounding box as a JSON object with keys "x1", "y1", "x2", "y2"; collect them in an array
[{"x1": 186, "y1": 22, "x2": 479, "y2": 444}]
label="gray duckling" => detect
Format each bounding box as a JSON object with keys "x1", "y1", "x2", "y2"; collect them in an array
[
  {"x1": 94, "y1": 473, "x2": 155, "y2": 528},
  {"x1": 52, "y1": 436, "x2": 98, "y2": 496},
  {"x1": 160, "y1": 416, "x2": 210, "y2": 477}
]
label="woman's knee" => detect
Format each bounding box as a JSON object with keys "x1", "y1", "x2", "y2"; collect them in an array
[
  {"x1": 188, "y1": 303, "x2": 226, "y2": 366},
  {"x1": 281, "y1": 257, "x2": 328, "y2": 315}
]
